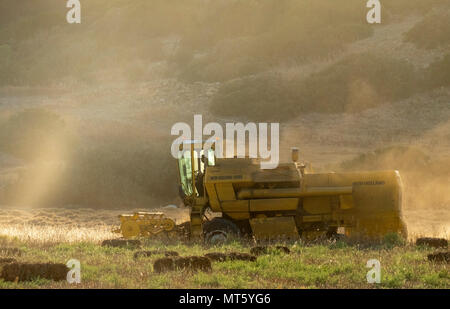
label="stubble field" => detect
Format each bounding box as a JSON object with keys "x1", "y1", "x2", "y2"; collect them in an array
[{"x1": 0, "y1": 207, "x2": 448, "y2": 289}]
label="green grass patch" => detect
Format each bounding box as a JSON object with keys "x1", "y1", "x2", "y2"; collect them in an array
[{"x1": 0, "y1": 239, "x2": 448, "y2": 288}]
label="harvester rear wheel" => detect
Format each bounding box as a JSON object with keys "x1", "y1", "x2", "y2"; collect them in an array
[{"x1": 203, "y1": 218, "x2": 240, "y2": 245}]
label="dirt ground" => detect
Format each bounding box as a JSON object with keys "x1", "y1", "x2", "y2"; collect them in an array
[{"x1": 0, "y1": 207, "x2": 189, "y2": 244}]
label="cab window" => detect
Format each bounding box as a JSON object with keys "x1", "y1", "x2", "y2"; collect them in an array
[{"x1": 178, "y1": 148, "x2": 216, "y2": 197}]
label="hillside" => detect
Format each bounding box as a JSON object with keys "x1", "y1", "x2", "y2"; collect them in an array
[{"x1": 0, "y1": 0, "x2": 449, "y2": 237}]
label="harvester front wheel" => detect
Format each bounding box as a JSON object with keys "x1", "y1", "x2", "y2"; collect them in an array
[{"x1": 203, "y1": 218, "x2": 240, "y2": 245}]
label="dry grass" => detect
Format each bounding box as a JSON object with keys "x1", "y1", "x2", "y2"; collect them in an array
[
  {"x1": 0, "y1": 208, "x2": 189, "y2": 244},
  {"x1": 0, "y1": 205, "x2": 447, "y2": 245},
  {"x1": 0, "y1": 225, "x2": 115, "y2": 245}
]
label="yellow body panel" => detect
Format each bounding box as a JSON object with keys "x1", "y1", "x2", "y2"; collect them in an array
[
  {"x1": 250, "y1": 217, "x2": 299, "y2": 240},
  {"x1": 226, "y1": 212, "x2": 251, "y2": 220},
  {"x1": 201, "y1": 158, "x2": 406, "y2": 240},
  {"x1": 302, "y1": 197, "x2": 332, "y2": 214},
  {"x1": 221, "y1": 200, "x2": 249, "y2": 212},
  {"x1": 205, "y1": 182, "x2": 221, "y2": 211},
  {"x1": 215, "y1": 183, "x2": 236, "y2": 201},
  {"x1": 249, "y1": 198, "x2": 298, "y2": 212},
  {"x1": 339, "y1": 195, "x2": 354, "y2": 209}
]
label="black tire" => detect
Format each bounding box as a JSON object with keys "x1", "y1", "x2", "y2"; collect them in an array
[
  {"x1": 326, "y1": 227, "x2": 338, "y2": 239},
  {"x1": 203, "y1": 218, "x2": 240, "y2": 245}
]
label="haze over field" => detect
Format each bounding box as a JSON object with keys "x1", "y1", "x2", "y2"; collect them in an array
[{"x1": 0, "y1": 0, "x2": 449, "y2": 238}]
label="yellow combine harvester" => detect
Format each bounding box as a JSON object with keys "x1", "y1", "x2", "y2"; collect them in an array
[{"x1": 116, "y1": 141, "x2": 407, "y2": 244}]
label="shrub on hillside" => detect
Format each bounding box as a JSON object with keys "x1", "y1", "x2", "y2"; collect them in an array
[
  {"x1": 425, "y1": 53, "x2": 450, "y2": 89},
  {"x1": 1, "y1": 0, "x2": 448, "y2": 86},
  {"x1": 404, "y1": 11, "x2": 450, "y2": 49},
  {"x1": 176, "y1": 0, "x2": 373, "y2": 82},
  {"x1": 0, "y1": 0, "x2": 375, "y2": 86},
  {"x1": 210, "y1": 53, "x2": 419, "y2": 121}
]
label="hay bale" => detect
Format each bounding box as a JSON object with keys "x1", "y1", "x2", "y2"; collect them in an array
[
  {"x1": 101, "y1": 239, "x2": 141, "y2": 248},
  {"x1": 416, "y1": 238, "x2": 448, "y2": 248},
  {"x1": 204, "y1": 252, "x2": 228, "y2": 262},
  {"x1": 153, "y1": 257, "x2": 175, "y2": 273},
  {"x1": 205, "y1": 252, "x2": 256, "y2": 262},
  {"x1": 0, "y1": 263, "x2": 69, "y2": 282},
  {"x1": 164, "y1": 250, "x2": 179, "y2": 257},
  {"x1": 250, "y1": 245, "x2": 290, "y2": 256},
  {"x1": 0, "y1": 247, "x2": 22, "y2": 257},
  {"x1": 188, "y1": 256, "x2": 212, "y2": 272},
  {"x1": 173, "y1": 257, "x2": 192, "y2": 270},
  {"x1": 0, "y1": 258, "x2": 16, "y2": 264},
  {"x1": 134, "y1": 250, "x2": 179, "y2": 259},
  {"x1": 427, "y1": 252, "x2": 450, "y2": 263},
  {"x1": 275, "y1": 246, "x2": 291, "y2": 254},
  {"x1": 228, "y1": 252, "x2": 257, "y2": 262},
  {"x1": 250, "y1": 246, "x2": 268, "y2": 256},
  {"x1": 134, "y1": 251, "x2": 151, "y2": 259},
  {"x1": 154, "y1": 256, "x2": 211, "y2": 273}
]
